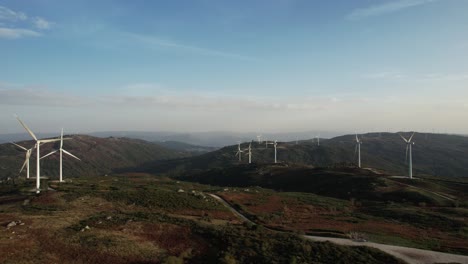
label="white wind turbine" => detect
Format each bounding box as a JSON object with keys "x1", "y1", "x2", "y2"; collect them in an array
[
  {"x1": 316, "y1": 134, "x2": 320, "y2": 146},
  {"x1": 267, "y1": 140, "x2": 278, "y2": 163},
  {"x1": 256, "y1": 134, "x2": 262, "y2": 144},
  {"x1": 15, "y1": 115, "x2": 61, "y2": 193},
  {"x1": 355, "y1": 134, "x2": 362, "y2": 168},
  {"x1": 246, "y1": 142, "x2": 252, "y2": 164},
  {"x1": 235, "y1": 142, "x2": 244, "y2": 162},
  {"x1": 400, "y1": 132, "x2": 415, "y2": 179},
  {"x1": 41, "y1": 128, "x2": 80, "y2": 182},
  {"x1": 11, "y1": 142, "x2": 35, "y2": 179}
]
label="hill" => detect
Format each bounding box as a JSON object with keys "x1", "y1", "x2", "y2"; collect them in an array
[
  {"x1": 0, "y1": 174, "x2": 405, "y2": 264},
  {"x1": 156, "y1": 140, "x2": 217, "y2": 154},
  {"x1": 177, "y1": 163, "x2": 468, "y2": 254},
  {"x1": 134, "y1": 132, "x2": 468, "y2": 178},
  {"x1": 0, "y1": 135, "x2": 188, "y2": 180}
]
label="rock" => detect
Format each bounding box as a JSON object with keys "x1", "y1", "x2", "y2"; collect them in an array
[
  {"x1": 23, "y1": 199, "x2": 30, "y2": 206},
  {"x1": 19, "y1": 223, "x2": 25, "y2": 226},
  {"x1": 223, "y1": 188, "x2": 229, "y2": 191},
  {"x1": 106, "y1": 216, "x2": 112, "y2": 220},
  {"x1": 6, "y1": 221, "x2": 17, "y2": 229},
  {"x1": 178, "y1": 189, "x2": 185, "y2": 193},
  {"x1": 80, "y1": 225, "x2": 90, "y2": 232}
]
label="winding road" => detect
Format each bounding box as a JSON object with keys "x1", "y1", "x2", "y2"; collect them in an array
[{"x1": 209, "y1": 193, "x2": 468, "y2": 264}]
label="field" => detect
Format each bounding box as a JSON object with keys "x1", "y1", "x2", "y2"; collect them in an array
[
  {"x1": 0, "y1": 174, "x2": 405, "y2": 264},
  {"x1": 210, "y1": 171, "x2": 468, "y2": 255}
]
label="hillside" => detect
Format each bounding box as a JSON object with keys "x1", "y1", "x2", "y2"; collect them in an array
[
  {"x1": 135, "y1": 133, "x2": 468, "y2": 178},
  {"x1": 0, "y1": 135, "x2": 187, "y2": 180},
  {"x1": 0, "y1": 174, "x2": 405, "y2": 264},
  {"x1": 178, "y1": 163, "x2": 468, "y2": 254},
  {"x1": 156, "y1": 141, "x2": 217, "y2": 154}
]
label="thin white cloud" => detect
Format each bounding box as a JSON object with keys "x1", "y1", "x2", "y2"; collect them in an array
[
  {"x1": 125, "y1": 32, "x2": 259, "y2": 62},
  {"x1": 347, "y1": 0, "x2": 438, "y2": 20},
  {"x1": 0, "y1": 6, "x2": 53, "y2": 39},
  {"x1": 0, "y1": 88, "x2": 87, "y2": 107},
  {"x1": 361, "y1": 71, "x2": 406, "y2": 79},
  {"x1": 33, "y1": 17, "x2": 52, "y2": 30},
  {"x1": 0, "y1": 6, "x2": 27, "y2": 21},
  {"x1": 0, "y1": 27, "x2": 41, "y2": 39}
]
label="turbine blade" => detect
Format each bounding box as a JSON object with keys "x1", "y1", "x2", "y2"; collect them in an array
[
  {"x1": 39, "y1": 138, "x2": 61, "y2": 143},
  {"x1": 63, "y1": 149, "x2": 80, "y2": 160},
  {"x1": 409, "y1": 132, "x2": 415, "y2": 142},
  {"x1": 355, "y1": 134, "x2": 359, "y2": 142},
  {"x1": 15, "y1": 116, "x2": 38, "y2": 141},
  {"x1": 41, "y1": 150, "x2": 58, "y2": 159},
  {"x1": 19, "y1": 159, "x2": 28, "y2": 173},
  {"x1": 399, "y1": 133, "x2": 408, "y2": 143},
  {"x1": 11, "y1": 142, "x2": 27, "y2": 151},
  {"x1": 61, "y1": 128, "x2": 64, "y2": 148}
]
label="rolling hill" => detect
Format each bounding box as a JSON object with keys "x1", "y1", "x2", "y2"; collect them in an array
[
  {"x1": 0, "y1": 135, "x2": 188, "y2": 180},
  {"x1": 133, "y1": 132, "x2": 468, "y2": 178}
]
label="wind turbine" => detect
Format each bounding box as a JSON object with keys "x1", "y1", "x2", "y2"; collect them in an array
[
  {"x1": 235, "y1": 142, "x2": 244, "y2": 162},
  {"x1": 11, "y1": 142, "x2": 35, "y2": 179},
  {"x1": 41, "y1": 128, "x2": 80, "y2": 182},
  {"x1": 246, "y1": 142, "x2": 252, "y2": 164},
  {"x1": 316, "y1": 134, "x2": 320, "y2": 146},
  {"x1": 400, "y1": 132, "x2": 415, "y2": 179},
  {"x1": 355, "y1": 134, "x2": 362, "y2": 168},
  {"x1": 256, "y1": 134, "x2": 262, "y2": 144},
  {"x1": 267, "y1": 140, "x2": 278, "y2": 163},
  {"x1": 15, "y1": 115, "x2": 61, "y2": 193}
]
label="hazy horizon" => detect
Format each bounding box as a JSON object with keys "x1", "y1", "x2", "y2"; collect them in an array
[{"x1": 2, "y1": 0, "x2": 468, "y2": 134}]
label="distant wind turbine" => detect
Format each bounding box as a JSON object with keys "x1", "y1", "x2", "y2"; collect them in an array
[
  {"x1": 267, "y1": 140, "x2": 278, "y2": 163},
  {"x1": 15, "y1": 115, "x2": 61, "y2": 193},
  {"x1": 400, "y1": 132, "x2": 415, "y2": 179},
  {"x1": 355, "y1": 134, "x2": 362, "y2": 168},
  {"x1": 246, "y1": 142, "x2": 252, "y2": 164},
  {"x1": 235, "y1": 142, "x2": 244, "y2": 162},
  {"x1": 316, "y1": 134, "x2": 320, "y2": 146},
  {"x1": 11, "y1": 142, "x2": 35, "y2": 179},
  {"x1": 256, "y1": 134, "x2": 262, "y2": 144},
  {"x1": 41, "y1": 128, "x2": 80, "y2": 182}
]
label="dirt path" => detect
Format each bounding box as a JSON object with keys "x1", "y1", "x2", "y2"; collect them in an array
[{"x1": 209, "y1": 193, "x2": 468, "y2": 264}]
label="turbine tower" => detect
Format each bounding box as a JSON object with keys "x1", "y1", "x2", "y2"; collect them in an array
[
  {"x1": 256, "y1": 134, "x2": 262, "y2": 144},
  {"x1": 235, "y1": 142, "x2": 244, "y2": 162},
  {"x1": 316, "y1": 134, "x2": 320, "y2": 146},
  {"x1": 274, "y1": 140, "x2": 278, "y2": 163},
  {"x1": 400, "y1": 132, "x2": 415, "y2": 179},
  {"x1": 246, "y1": 142, "x2": 252, "y2": 164},
  {"x1": 11, "y1": 142, "x2": 35, "y2": 179},
  {"x1": 266, "y1": 140, "x2": 278, "y2": 163},
  {"x1": 42, "y1": 128, "x2": 80, "y2": 182},
  {"x1": 355, "y1": 134, "x2": 362, "y2": 168},
  {"x1": 15, "y1": 115, "x2": 61, "y2": 193}
]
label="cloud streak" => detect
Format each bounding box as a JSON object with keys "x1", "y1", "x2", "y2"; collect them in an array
[
  {"x1": 0, "y1": 6, "x2": 27, "y2": 21},
  {"x1": 125, "y1": 32, "x2": 259, "y2": 62},
  {"x1": 346, "y1": 0, "x2": 438, "y2": 20},
  {"x1": 0, "y1": 5, "x2": 53, "y2": 39},
  {"x1": 33, "y1": 17, "x2": 53, "y2": 30},
  {"x1": 0, "y1": 27, "x2": 41, "y2": 39}
]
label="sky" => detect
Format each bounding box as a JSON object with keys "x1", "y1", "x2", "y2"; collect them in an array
[{"x1": 1, "y1": 0, "x2": 467, "y2": 135}]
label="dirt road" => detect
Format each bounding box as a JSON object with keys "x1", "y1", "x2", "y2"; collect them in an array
[{"x1": 209, "y1": 193, "x2": 468, "y2": 264}]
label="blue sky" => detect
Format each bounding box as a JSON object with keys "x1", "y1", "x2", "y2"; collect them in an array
[{"x1": 1, "y1": 0, "x2": 467, "y2": 134}]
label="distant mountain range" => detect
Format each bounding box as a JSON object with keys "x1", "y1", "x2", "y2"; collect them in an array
[
  {"x1": 2, "y1": 132, "x2": 467, "y2": 180},
  {"x1": 0, "y1": 130, "x2": 348, "y2": 147},
  {"x1": 132, "y1": 132, "x2": 468, "y2": 178},
  {"x1": 0, "y1": 135, "x2": 187, "y2": 180}
]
